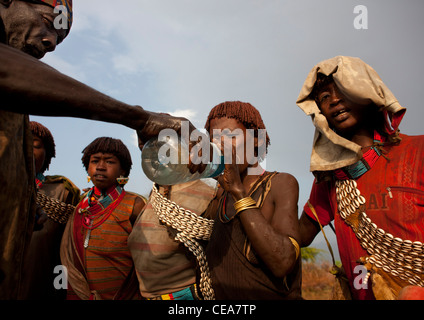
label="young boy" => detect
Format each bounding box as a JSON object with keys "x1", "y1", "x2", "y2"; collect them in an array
[
  {"x1": 204, "y1": 101, "x2": 302, "y2": 299},
  {"x1": 297, "y1": 56, "x2": 424, "y2": 299},
  {"x1": 60, "y1": 137, "x2": 146, "y2": 300},
  {"x1": 19, "y1": 121, "x2": 80, "y2": 299}
]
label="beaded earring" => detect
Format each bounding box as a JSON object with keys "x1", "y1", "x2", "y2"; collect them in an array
[
  {"x1": 116, "y1": 176, "x2": 129, "y2": 185},
  {"x1": 87, "y1": 175, "x2": 91, "y2": 183}
]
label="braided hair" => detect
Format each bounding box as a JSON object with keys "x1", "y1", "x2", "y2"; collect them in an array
[{"x1": 81, "y1": 137, "x2": 132, "y2": 177}]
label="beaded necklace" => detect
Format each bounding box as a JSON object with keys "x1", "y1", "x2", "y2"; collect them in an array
[
  {"x1": 77, "y1": 185, "x2": 125, "y2": 248},
  {"x1": 333, "y1": 131, "x2": 385, "y2": 180},
  {"x1": 35, "y1": 172, "x2": 45, "y2": 188}
]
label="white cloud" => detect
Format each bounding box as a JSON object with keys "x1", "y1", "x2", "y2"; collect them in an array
[
  {"x1": 131, "y1": 131, "x2": 139, "y2": 149},
  {"x1": 38, "y1": 0, "x2": 424, "y2": 259},
  {"x1": 169, "y1": 108, "x2": 197, "y2": 120}
]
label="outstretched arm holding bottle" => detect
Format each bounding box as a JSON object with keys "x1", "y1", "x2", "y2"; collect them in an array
[{"x1": 0, "y1": 43, "x2": 196, "y2": 143}]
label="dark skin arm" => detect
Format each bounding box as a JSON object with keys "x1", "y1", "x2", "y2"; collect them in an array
[
  {"x1": 130, "y1": 196, "x2": 147, "y2": 226},
  {"x1": 132, "y1": 197, "x2": 147, "y2": 216},
  {"x1": 217, "y1": 148, "x2": 300, "y2": 278},
  {"x1": 299, "y1": 210, "x2": 321, "y2": 247},
  {"x1": 0, "y1": 43, "x2": 195, "y2": 144}
]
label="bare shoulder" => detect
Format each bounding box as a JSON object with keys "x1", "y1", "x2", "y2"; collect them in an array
[
  {"x1": 266, "y1": 172, "x2": 299, "y2": 233},
  {"x1": 268, "y1": 172, "x2": 299, "y2": 210},
  {"x1": 134, "y1": 195, "x2": 147, "y2": 212},
  {"x1": 270, "y1": 172, "x2": 299, "y2": 194}
]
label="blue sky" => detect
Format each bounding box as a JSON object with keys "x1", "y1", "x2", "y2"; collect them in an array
[{"x1": 32, "y1": 0, "x2": 424, "y2": 261}]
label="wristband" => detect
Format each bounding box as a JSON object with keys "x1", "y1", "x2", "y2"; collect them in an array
[{"x1": 233, "y1": 197, "x2": 257, "y2": 215}]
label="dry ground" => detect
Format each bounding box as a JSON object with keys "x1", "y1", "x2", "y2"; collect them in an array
[{"x1": 301, "y1": 261, "x2": 336, "y2": 300}]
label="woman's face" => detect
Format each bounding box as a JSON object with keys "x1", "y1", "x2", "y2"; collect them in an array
[
  {"x1": 33, "y1": 135, "x2": 46, "y2": 174},
  {"x1": 208, "y1": 117, "x2": 255, "y2": 173},
  {"x1": 317, "y1": 82, "x2": 369, "y2": 136}
]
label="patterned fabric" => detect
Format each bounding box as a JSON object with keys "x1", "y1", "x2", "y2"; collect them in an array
[
  {"x1": 128, "y1": 179, "x2": 217, "y2": 299},
  {"x1": 148, "y1": 284, "x2": 198, "y2": 300},
  {"x1": 82, "y1": 186, "x2": 124, "y2": 216},
  {"x1": 29, "y1": 0, "x2": 73, "y2": 30},
  {"x1": 35, "y1": 172, "x2": 45, "y2": 188},
  {"x1": 304, "y1": 134, "x2": 424, "y2": 299},
  {"x1": 82, "y1": 193, "x2": 136, "y2": 300},
  {"x1": 61, "y1": 189, "x2": 142, "y2": 300},
  {"x1": 74, "y1": 185, "x2": 125, "y2": 257}
]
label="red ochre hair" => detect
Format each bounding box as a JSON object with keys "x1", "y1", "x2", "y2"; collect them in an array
[
  {"x1": 29, "y1": 121, "x2": 56, "y2": 173},
  {"x1": 204, "y1": 100, "x2": 270, "y2": 155}
]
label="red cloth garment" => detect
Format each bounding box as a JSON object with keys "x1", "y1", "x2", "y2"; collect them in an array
[
  {"x1": 333, "y1": 131, "x2": 385, "y2": 180},
  {"x1": 304, "y1": 134, "x2": 424, "y2": 300},
  {"x1": 63, "y1": 186, "x2": 141, "y2": 300},
  {"x1": 73, "y1": 186, "x2": 124, "y2": 261}
]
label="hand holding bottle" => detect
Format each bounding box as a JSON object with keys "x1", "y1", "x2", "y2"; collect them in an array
[
  {"x1": 140, "y1": 132, "x2": 224, "y2": 185},
  {"x1": 136, "y1": 113, "x2": 207, "y2": 175}
]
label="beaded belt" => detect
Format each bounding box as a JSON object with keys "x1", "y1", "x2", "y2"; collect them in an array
[
  {"x1": 336, "y1": 179, "x2": 424, "y2": 287},
  {"x1": 148, "y1": 284, "x2": 199, "y2": 300}
]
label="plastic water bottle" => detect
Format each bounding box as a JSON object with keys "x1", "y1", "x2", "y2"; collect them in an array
[{"x1": 141, "y1": 135, "x2": 224, "y2": 185}]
